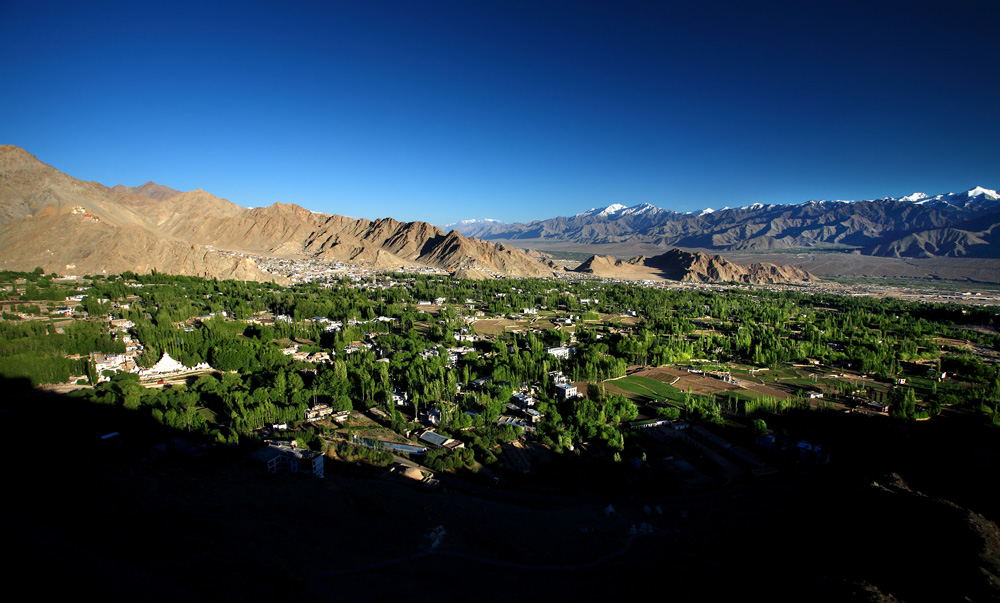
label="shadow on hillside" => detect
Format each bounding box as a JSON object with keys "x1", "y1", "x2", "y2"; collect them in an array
[
  {"x1": 2, "y1": 377, "x2": 261, "y2": 602},
  {"x1": 5, "y1": 379, "x2": 1000, "y2": 602}
]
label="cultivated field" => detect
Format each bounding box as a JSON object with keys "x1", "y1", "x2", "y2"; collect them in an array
[
  {"x1": 473, "y1": 318, "x2": 520, "y2": 336},
  {"x1": 603, "y1": 364, "x2": 832, "y2": 407}
]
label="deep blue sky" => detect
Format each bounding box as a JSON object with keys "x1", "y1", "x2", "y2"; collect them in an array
[{"x1": 2, "y1": 0, "x2": 998, "y2": 225}]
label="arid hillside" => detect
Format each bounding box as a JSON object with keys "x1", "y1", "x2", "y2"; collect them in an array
[
  {"x1": 0, "y1": 146, "x2": 557, "y2": 280},
  {"x1": 575, "y1": 248, "x2": 816, "y2": 284}
]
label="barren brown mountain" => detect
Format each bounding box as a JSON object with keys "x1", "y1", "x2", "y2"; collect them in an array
[
  {"x1": 575, "y1": 248, "x2": 816, "y2": 283},
  {"x1": 111, "y1": 181, "x2": 182, "y2": 201},
  {"x1": 0, "y1": 146, "x2": 557, "y2": 280}
]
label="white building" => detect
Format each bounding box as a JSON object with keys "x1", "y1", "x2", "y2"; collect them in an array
[
  {"x1": 138, "y1": 352, "x2": 210, "y2": 379},
  {"x1": 306, "y1": 404, "x2": 333, "y2": 421},
  {"x1": 513, "y1": 393, "x2": 536, "y2": 408},
  {"x1": 555, "y1": 383, "x2": 578, "y2": 399},
  {"x1": 545, "y1": 346, "x2": 574, "y2": 360}
]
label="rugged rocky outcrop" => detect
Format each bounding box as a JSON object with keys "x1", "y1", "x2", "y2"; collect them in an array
[{"x1": 575, "y1": 248, "x2": 815, "y2": 284}]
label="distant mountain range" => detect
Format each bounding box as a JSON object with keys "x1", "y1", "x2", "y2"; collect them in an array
[
  {"x1": 444, "y1": 188, "x2": 1000, "y2": 258},
  {"x1": 5, "y1": 144, "x2": 994, "y2": 284},
  {"x1": 0, "y1": 146, "x2": 557, "y2": 281}
]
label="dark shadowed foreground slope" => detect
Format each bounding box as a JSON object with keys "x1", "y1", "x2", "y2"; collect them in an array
[{"x1": 7, "y1": 379, "x2": 999, "y2": 603}]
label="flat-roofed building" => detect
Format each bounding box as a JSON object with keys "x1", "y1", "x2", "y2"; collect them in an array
[
  {"x1": 250, "y1": 443, "x2": 324, "y2": 478},
  {"x1": 555, "y1": 383, "x2": 578, "y2": 399},
  {"x1": 545, "y1": 346, "x2": 573, "y2": 359}
]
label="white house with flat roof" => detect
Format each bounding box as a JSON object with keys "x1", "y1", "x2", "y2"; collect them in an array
[
  {"x1": 546, "y1": 346, "x2": 573, "y2": 359},
  {"x1": 555, "y1": 383, "x2": 578, "y2": 399}
]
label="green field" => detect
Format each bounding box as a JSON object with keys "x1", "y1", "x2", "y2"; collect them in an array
[
  {"x1": 197, "y1": 407, "x2": 217, "y2": 421},
  {"x1": 606, "y1": 375, "x2": 683, "y2": 403},
  {"x1": 722, "y1": 389, "x2": 764, "y2": 402}
]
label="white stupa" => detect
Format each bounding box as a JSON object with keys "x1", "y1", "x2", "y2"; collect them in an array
[{"x1": 141, "y1": 352, "x2": 186, "y2": 376}]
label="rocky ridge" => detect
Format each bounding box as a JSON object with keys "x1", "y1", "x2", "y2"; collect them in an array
[
  {"x1": 111, "y1": 181, "x2": 182, "y2": 201},
  {"x1": 0, "y1": 146, "x2": 557, "y2": 281},
  {"x1": 575, "y1": 248, "x2": 816, "y2": 284}
]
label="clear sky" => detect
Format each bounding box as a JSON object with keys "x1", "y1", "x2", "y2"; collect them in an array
[{"x1": 2, "y1": 0, "x2": 998, "y2": 225}]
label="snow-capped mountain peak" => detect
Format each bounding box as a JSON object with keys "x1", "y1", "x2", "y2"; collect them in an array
[
  {"x1": 597, "y1": 203, "x2": 627, "y2": 216},
  {"x1": 575, "y1": 202, "x2": 668, "y2": 218},
  {"x1": 914, "y1": 186, "x2": 1000, "y2": 208},
  {"x1": 966, "y1": 186, "x2": 998, "y2": 200},
  {"x1": 576, "y1": 203, "x2": 628, "y2": 218},
  {"x1": 619, "y1": 202, "x2": 664, "y2": 216},
  {"x1": 444, "y1": 185, "x2": 997, "y2": 258}
]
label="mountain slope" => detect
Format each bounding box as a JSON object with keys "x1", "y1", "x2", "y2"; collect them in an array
[
  {"x1": 111, "y1": 181, "x2": 182, "y2": 201},
  {"x1": 872, "y1": 210, "x2": 1000, "y2": 258},
  {"x1": 452, "y1": 192, "x2": 1000, "y2": 257},
  {"x1": 0, "y1": 146, "x2": 557, "y2": 280},
  {"x1": 0, "y1": 213, "x2": 266, "y2": 280},
  {"x1": 156, "y1": 199, "x2": 555, "y2": 277}
]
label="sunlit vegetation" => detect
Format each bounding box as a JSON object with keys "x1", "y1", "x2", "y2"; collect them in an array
[{"x1": 1, "y1": 268, "x2": 998, "y2": 476}]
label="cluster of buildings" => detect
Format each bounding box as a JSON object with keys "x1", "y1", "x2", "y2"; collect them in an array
[
  {"x1": 249, "y1": 441, "x2": 325, "y2": 478},
  {"x1": 280, "y1": 342, "x2": 333, "y2": 363},
  {"x1": 89, "y1": 317, "x2": 146, "y2": 381}
]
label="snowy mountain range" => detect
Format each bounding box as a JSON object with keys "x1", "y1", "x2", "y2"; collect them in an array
[
  {"x1": 446, "y1": 187, "x2": 1000, "y2": 258},
  {"x1": 574, "y1": 202, "x2": 666, "y2": 219}
]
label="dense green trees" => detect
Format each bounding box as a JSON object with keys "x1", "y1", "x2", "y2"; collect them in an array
[
  {"x1": 3, "y1": 269, "x2": 999, "y2": 471},
  {"x1": 889, "y1": 387, "x2": 918, "y2": 419}
]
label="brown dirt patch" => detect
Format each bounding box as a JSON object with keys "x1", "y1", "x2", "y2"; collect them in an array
[
  {"x1": 630, "y1": 366, "x2": 738, "y2": 395},
  {"x1": 671, "y1": 374, "x2": 740, "y2": 396},
  {"x1": 474, "y1": 319, "x2": 517, "y2": 336},
  {"x1": 628, "y1": 365, "x2": 791, "y2": 399}
]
